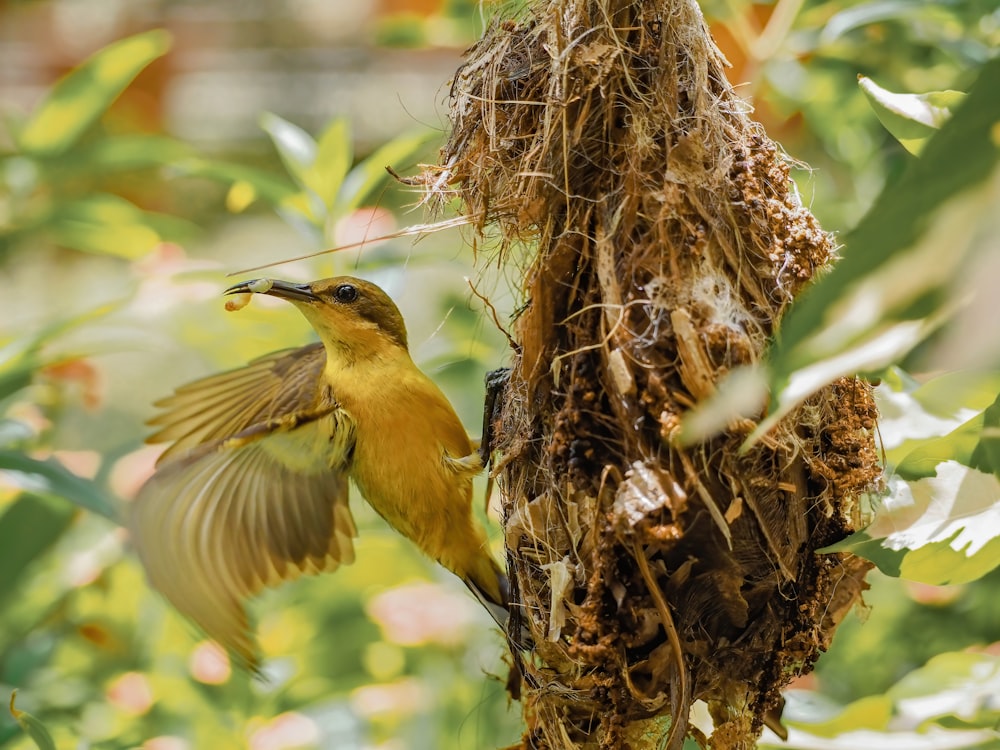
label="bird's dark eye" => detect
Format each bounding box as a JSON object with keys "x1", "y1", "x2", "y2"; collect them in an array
[{"x1": 333, "y1": 283, "x2": 358, "y2": 303}]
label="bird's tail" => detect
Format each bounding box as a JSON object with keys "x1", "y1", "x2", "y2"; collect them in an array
[{"x1": 463, "y1": 554, "x2": 510, "y2": 628}]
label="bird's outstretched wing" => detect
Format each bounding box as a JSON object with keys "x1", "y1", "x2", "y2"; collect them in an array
[
  {"x1": 147, "y1": 342, "x2": 328, "y2": 465},
  {"x1": 130, "y1": 342, "x2": 357, "y2": 670}
]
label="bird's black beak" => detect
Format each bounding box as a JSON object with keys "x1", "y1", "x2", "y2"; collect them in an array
[{"x1": 224, "y1": 278, "x2": 319, "y2": 302}]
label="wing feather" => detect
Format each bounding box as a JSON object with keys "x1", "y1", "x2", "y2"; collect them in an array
[
  {"x1": 131, "y1": 342, "x2": 357, "y2": 670},
  {"x1": 148, "y1": 343, "x2": 327, "y2": 465},
  {"x1": 131, "y1": 419, "x2": 356, "y2": 670}
]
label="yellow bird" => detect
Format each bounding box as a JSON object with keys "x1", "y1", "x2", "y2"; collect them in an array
[{"x1": 129, "y1": 276, "x2": 508, "y2": 669}]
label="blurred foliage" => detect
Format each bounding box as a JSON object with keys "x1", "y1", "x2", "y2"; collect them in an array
[
  {"x1": 1, "y1": 25, "x2": 514, "y2": 750},
  {"x1": 8, "y1": 692, "x2": 55, "y2": 750},
  {"x1": 745, "y1": 57, "x2": 1000, "y2": 600},
  {"x1": 856, "y1": 76, "x2": 965, "y2": 156},
  {"x1": 734, "y1": 0, "x2": 998, "y2": 231},
  {"x1": 685, "y1": 51, "x2": 1000, "y2": 613},
  {"x1": 1, "y1": 2, "x2": 999, "y2": 750},
  {"x1": 761, "y1": 55, "x2": 999, "y2": 417},
  {"x1": 815, "y1": 567, "x2": 1000, "y2": 704},
  {"x1": 421, "y1": 0, "x2": 1000, "y2": 228},
  {"x1": 254, "y1": 112, "x2": 436, "y2": 246},
  {"x1": 0, "y1": 29, "x2": 197, "y2": 260},
  {"x1": 766, "y1": 648, "x2": 1000, "y2": 749}
]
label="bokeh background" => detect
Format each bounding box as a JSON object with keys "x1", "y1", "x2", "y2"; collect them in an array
[{"x1": 1, "y1": 0, "x2": 998, "y2": 748}]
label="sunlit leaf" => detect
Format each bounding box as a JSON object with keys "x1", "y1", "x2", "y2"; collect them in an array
[
  {"x1": 46, "y1": 194, "x2": 195, "y2": 258},
  {"x1": 859, "y1": 77, "x2": 964, "y2": 155},
  {"x1": 0, "y1": 450, "x2": 118, "y2": 522},
  {"x1": 226, "y1": 181, "x2": 257, "y2": 213},
  {"x1": 767, "y1": 724, "x2": 994, "y2": 749},
  {"x1": 8, "y1": 691, "x2": 57, "y2": 750},
  {"x1": 899, "y1": 370, "x2": 1000, "y2": 419},
  {"x1": 970, "y1": 393, "x2": 1000, "y2": 477},
  {"x1": 18, "y1": 30, "x2": 172, "y2": 157},
  {"x1": 277, "y1": 194, "x2": 324, "y2": 241},
  {"x1": 878, "y1": 380, "x2": 1000, "y2": 481},
  {"x1": 894, "y1": 415, "x2": 984, "y2": 480},
  {"x1": 887, "y1": 652, "x2": 1000, "y2": 724},
  {"x1": 749, "y1": 56, "x2": 1000, "y2": 443},
  {"x1": 675, "y1": 367, "x2": 768, "y2": 445},
  {"x1": 0, "y1": 495, "x2": 75, "y2": 604},
  {"x1": 820, "y1": 2, "x2": 959, "y2": 45},
  {"x1": 0, "y1": 419, "x2": 33, "y2": 446},
  {"x1": 825, "y1": 462, "x2": 1000, "y2": 584},
  {"x1": 783, "y1": 695, "x2": 893, "y2": 737},
  {"x1": 307, "y1": 118, "x2": 352, "y2": 209},
  {"x1": 338, "y1": 129, "x2": 437, "y2": 213},
  {"x1": 175, "y1": 158, "x2": 297, "y2": 206},
  {"x1": 64, "y1": 134, "x2": 193, "y2": 172},
  {"x1": 772, "y1": 653, "x2": 1000, "y2": 748},
  {"x1": 875, "y1": 369, "x2": 1000, "y2": 470},
  {"x1": 260, "y1": 112, "x2": 318, "y2": 187},
  {"x1": 1, "y1": 307, "x2": 116, "y2": 403}
]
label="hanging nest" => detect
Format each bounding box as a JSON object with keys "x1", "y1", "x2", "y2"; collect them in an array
[{"x1": 423, "y1": 0, "x2": 881, "y2": 747}]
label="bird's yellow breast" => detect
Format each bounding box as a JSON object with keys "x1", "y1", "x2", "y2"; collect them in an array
[{"x1": 324, "y1": 352, "x2": 476, "y2": 548}]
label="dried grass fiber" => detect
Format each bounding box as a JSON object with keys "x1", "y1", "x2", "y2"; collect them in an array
[{"x1": 424, "y1": 0, "x2": 881, "y2": 747}]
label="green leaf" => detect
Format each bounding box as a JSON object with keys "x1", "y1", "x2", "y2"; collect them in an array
[
  {"x1": 277, "y1": 193, "x2": 325, "y2": 240},
  {"x1": 875, "y1": 370, "x2": 1000, "y2": 472},
  {"x1": 307, "y1": 117, "x2": 353, "y2": 209},
  {"x1": 46, "y1": 193, "x2": 195, "y2": 258},
  {"x1": 258, "y1": 113, "x2": 332, "y2": 229},
  {"x1": 0, "y1": 308, "x2": 115, "y2": 403},
  {"x1": 820, "y1": 2, "x2": 961, "y2": 45},
  {"x1": 894, "y1": 414, "x2": 984, "y2": 480},
  {"x1": 338, "y1": 128, "x2": 437, "y2": 213},
  {"x1": 0, "y1": 495, "x2": 75, "y2": 605},
  {"x1": 8, "y1": 691, "x2": 57, "y2": 750},
  {"x1": 64, "y1": 134, "x2": 193, "y2": 172},
  {"x1": 859, "y1": 76, "x2": 965, "y2": 155},
  {"x1": 17, "y1": 30, "x2": 172, "y2": 157},
  {"x1": 784, "y1": 695, "x2": 893, "y2": 737},
  {"x1": 0, "y1": 337, "x2": 45, "y2": 403},
  {"x1": 177, "y1": 159, "x2": 297, "y2": 206},
  {"x1": 749, "y1": 56, "x2": 1000, "y2": 443},
  {"x1": 0, "y1": 307, "x2": 117, "y2": 392},
  {"x1": 0, "y1": 367, "x2": 34, "y2": 403},
  {"x1": 0, "y1": 419, "x2": 33, "y2": 446},
  {"x1": 826, "y1": 463, "x2": 1000, "y2": 585},
  {"x1": 675, "y1": 367, "x2": 768, "y2": 445},
  {"x1": 970, "y1": 392, "x2": 1000, "y2": 476},
  {"x1": 903, "y1": 370, "x2": 1000, "y2": 418},
  {"x1": 886, "y1": 652, "x2": 1000, "y2": 716},
  {"x1": 259, "y1": 112, "x2": 318, "y2": 187},
  {"x1": 0, "y1": 450, "x2": 119, "y2": 522},
  {"x1": 771, "y1": 652, "x2": 1000, "y2": 749}
]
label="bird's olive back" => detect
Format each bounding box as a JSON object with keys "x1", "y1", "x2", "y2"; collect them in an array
[{"x1": 310, "y1": 277, "x2": 408, "y2": 349}]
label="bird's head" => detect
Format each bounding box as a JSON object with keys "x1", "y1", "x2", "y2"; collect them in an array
[{"x1": 225, "y1": 276, "x2": 408, "y2": 360}]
